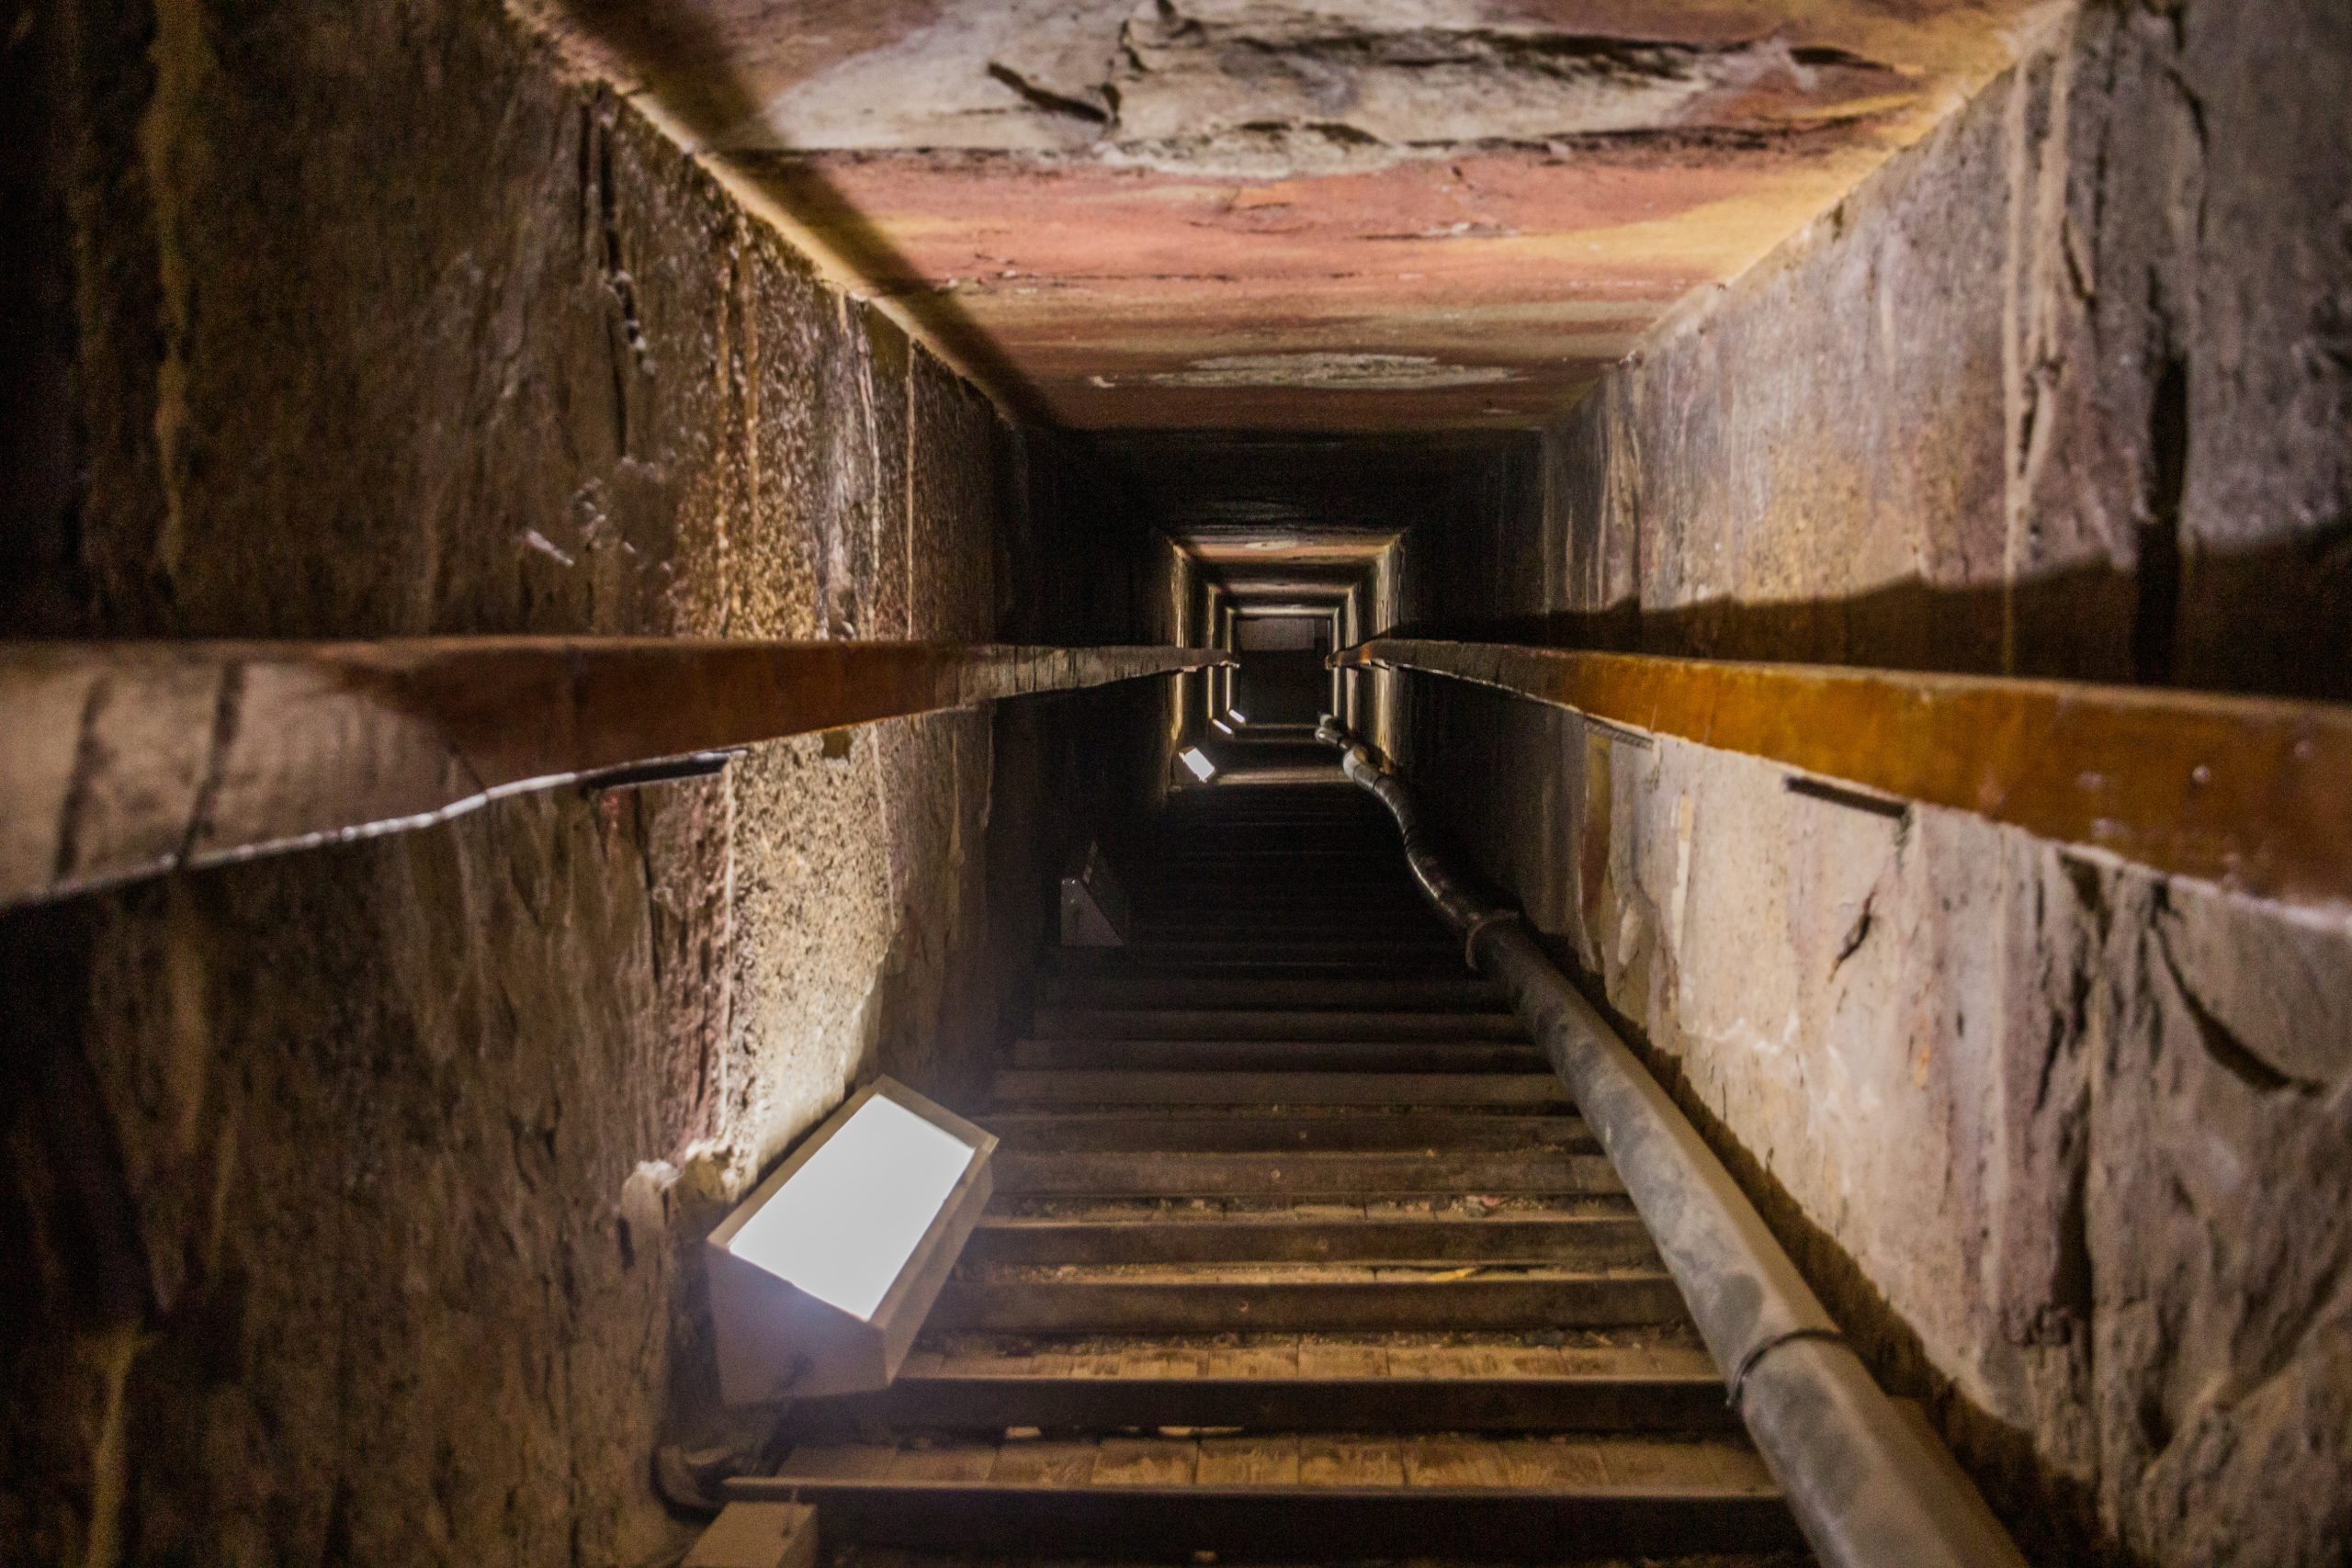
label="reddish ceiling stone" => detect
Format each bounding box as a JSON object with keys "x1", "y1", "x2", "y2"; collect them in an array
[{"x1": 555, "y1": 0, "x2": 2053, "y2": 429}]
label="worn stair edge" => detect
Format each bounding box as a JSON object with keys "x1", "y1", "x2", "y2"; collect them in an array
[
  {"x1": 727, "y1": 1476, "x2": 1796, "y2": 1558},
  {"x1": 1008, "y1": 1039, "x2": 1546, "y2": 1072},
  {"x1": 967, "y1": 1212, "x2": 1655, "y2": 1265},
  {"x1": 1030, "y1": 1010, "x2": 1525, "y2": 1041},
  {"x1": 992, "y1": 1149, "x2": 1623, "y2": 1197},
  {"x1": 935, "y1": 1274, "x2": 1690, "y2": 1333},
  {"x1": 1038, "y1": 976, "x2": 1510, "y2": 1010},
  {"x1": 989, "y1": 1071, "x2": 1570, "y2": 1107},
  {"x1": 785, "y1": 1371, "x2": 1734, "y2": 1436},
  {"x1": 980, "y1": 1111, "x2": 1593, "y2": 1152}
]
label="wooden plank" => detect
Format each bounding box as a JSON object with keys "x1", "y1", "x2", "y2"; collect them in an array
[
  {"x1": 988, "y1": 1438, "x2": 1098, "y2": 1488},
  {"x1": 1295, "y1": 1339, "x2": 1392, "y2": 1380},
  {"x1": 884, "y1": 1444, "x2": 1000, "y2": 1483},
  {"x1": 1196, "y1": 1436, "x2": 1303, "y2": 1487},
  {"x1": 1402, "y1": 1436, "x2": 1514, "y2": 1489},
  {"x1": 991, "y1": 1147, "x2": 1622, "y2": 1197},
  {"x1": 725, "y1": 1473, "x2": 1802, "y2": 1557},
  {"x1": 966, "y1": 1213, "x2": 1653, "y2": 1267},
  {"x1": 1090, "y1": 1437, "x2": 1197, "y2": 1487},
  {"x1": 980, "y1": 1110, "x2": 1592, "y2": 1154},
  {"x1": 1037, "y1": 975, "x2": 1505, "y2": 1010},
  {"x1": 1196, "y1": 1339, "x2": 1304, "y2": 1382},
  {"x1": 778, "y1": 1443, "x2": 898, "y2": 1481},
  {"x1": 1032, "y1": 1009, "x2": 1524, "y2": 1041},
  {"x1": 988, "y1": 1071, "x2": 1568, "y2": 1108},
  {"x1": 1101, "y1": 942, "x2": 1466, "y2": 969},
  {"x1": 793, "y1": 1366, "x2": 1734, "y2": 1435},
  {"x1": 1297, "y1": 1436, "x2": 1406, "y2": 1486},
  {"x1": 0, "y1": 638, "x2": 1224, "y2": 908},
  {"x1": 1339, "y1": 637, "x2": 2352, "y2": 906},
  {"x1": 1006, "y1": 1039, "x2": 1545, "y2": 1072},
  {"x1": 937, "y1": 1273, "x2": 1689, "y2": 1334}
]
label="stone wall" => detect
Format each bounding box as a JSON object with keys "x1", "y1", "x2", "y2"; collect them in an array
[
  {"x1": 0, "y1": 2, "x2": 1100, "y2": 1562},
  {"x1": 1396, "y1": 3, "x2": 2352, "y2": 1562}
]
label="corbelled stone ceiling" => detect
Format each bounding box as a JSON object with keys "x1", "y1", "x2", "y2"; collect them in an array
[{"x1": 555, "y1": 0, "x2": 2053, "y2": 429}]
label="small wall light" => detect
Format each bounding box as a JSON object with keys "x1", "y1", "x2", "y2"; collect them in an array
[
  {"x1": 1228, "y1": 708, "x2": 1249, "y2": 725},
  {"x1": 705, "y1": 1078, "x2": 997, "y2": 1403},
  {"x1": 1179, "y1": 747, "x2": 1217, "y2": 782}
]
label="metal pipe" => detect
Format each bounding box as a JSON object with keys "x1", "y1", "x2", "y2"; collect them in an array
[{"x1": 1314, "y1": 719, "x2": 2027, "y2": 1568}]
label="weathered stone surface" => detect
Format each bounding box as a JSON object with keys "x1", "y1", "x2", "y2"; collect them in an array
[
  {"x1": 0, "y1": 2, "x2": 1088, "y2": 1563},
  {"x1": 552, "y1": 0, "x2": 2053, "y2": 428},
  {"x1": 1396, "y1": 2, "x2": 2352, "y2": 1561}
]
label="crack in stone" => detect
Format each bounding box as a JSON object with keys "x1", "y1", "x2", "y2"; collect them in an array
[
  {"x1": 2153, "y1": 911, "x2": 2328, "y2": 1097},
  {"x1": 986, "y1": 61, "x2": 1111, "y2": 124},
  {"x1": 1831, "y1": 889, "x2": 1877, "y2": 974}
]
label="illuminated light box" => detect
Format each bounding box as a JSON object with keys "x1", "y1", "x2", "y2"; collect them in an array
[
  {"x1": 706, "y1": 1078, "x2": 997, "y2": 1403},
  {"x1": 1179, "y1": 746, "x2": 1217, "y2": 782}
]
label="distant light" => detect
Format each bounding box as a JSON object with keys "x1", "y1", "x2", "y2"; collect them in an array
[
  {"x1": 1228, "y1": 708, "x2": 1249, "y2": 724},
  {"x1": 1180, "y1": 747, "x2": 1216, "y2": 781},
  {"x1": 726, "y1": 1094, "x2": 976, "y2": 1320},
  {"x1": 706, "y1": 1079, "x2": 997, "y2": 1401},
  {"x1": 1210, "y1": 717, "x2": 1234, "y2": 735}
]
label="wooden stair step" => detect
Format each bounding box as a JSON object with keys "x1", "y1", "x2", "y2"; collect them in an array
[
  {"x1": 1044, "y1": 951, "x2": 1473, "y2": 980},
  {"x1": 936, "y1": 1269, "x2": 1687, "y2": 1333},
  {"x1": 1008, "y1": 1038, "x2": 1545, "y2": 1072},
  {"x1": 1106, "y1": 946, "x2": 1465, "y2": 970},
  {"x1": 980, "y1": 1110, "x2": 1590, "y2": 1152},
  {"x1": 989, "y1": 1071, "x2": 1568, "y2": 1108},
  {"x1": 1031, "y1": 1009, "x2": 1524, "y2": 1041},
  {"x1": 1129, "y1": 918, "x2": 1457, "y2": 940},
  {"x1": 967, "y1": 1211, "x2": 1655, "y2": 1265},
  {"x1": 992, "y1": 1147, "x2": 1622, "y2": 1197},
  {"x1": 729, "y1": 1433, "x2": 1793, "y2": 1557},
  {"x1": 785, "y1": 1334, "x2": 1728, "y2": 1435},
  {"x1": 1040, "y1": 975, "x2": 1508, "y2": 1010}
]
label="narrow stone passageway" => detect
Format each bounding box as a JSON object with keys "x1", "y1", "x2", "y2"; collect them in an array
[
  {"x1": 5, "y1": 2, "x2": 2347, "y2": 1566},
  {"x1": 749, "y1": 784, "x2": 1795, "y2": 1559}
]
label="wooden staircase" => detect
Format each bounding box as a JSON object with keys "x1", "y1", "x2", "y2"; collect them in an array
[{"x1": 738, "y1": 784, "x2": 1807, "y2": 1562}]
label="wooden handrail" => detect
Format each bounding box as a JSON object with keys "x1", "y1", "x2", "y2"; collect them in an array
[
  {"x1": 2, "y1": 639, "x2": 1228, "y2": 908},
  {"x1": 1335, "y1": 638, "x2": 2352, "y2": 907}
]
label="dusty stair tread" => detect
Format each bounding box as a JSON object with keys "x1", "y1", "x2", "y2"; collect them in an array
[
  {"x1": 821, "y1": 1551, "x2": 1809, "y2": 1567},
  {"x1": 900, "y1": 1328, "x2": 1721, "y2": 1380},
  {"x1": 1007, "y1": 1039, "x2": 1548, "y2": 1072},
  {"x1": 934, "y1": 1269, "x2": 1689, "y2": 1333},
  {"x1": 967, "y1": 1210, "x2": 1655, "y2": 1266},
  {"x1": 757, "y1": 1432, "x2": 1772, "y2": 1490},
  {"x1": 979, "y1": 1110, "x2": 1592, "y2": 1152},
  {"x1": 1042, "y1": 952, "x2": 1479, "y2": 982},
  {"x1": 785, "y1": 1333, "x2": 1731, "y2": 1436},
  {"x1": 991, "y1": 1147, "x2": 1623, "y2": 1198},
  {"x1": 1102, "y1": 942, "x2": 1469, "y2": 968},
  {"x1": 1030, "y1": 1009, "x2": 1524, "y2": 1041},
  {"x1": 731, "y1": 1434, "x2": 1795, "y2": 1557},
  {"x1": 989, "y1": 1071, "x2": 1569, "y2": 1108},
  {"x1": 1126, "y1": 922, "x2": 1462, "y2": 944},
  {"x1": 991, "y1": 1194, "x2": 1634, "y2": 1222},
  {"x1": 1038, "y1": 975, "x2": 1509, "y2": 1010},
  {"x1": 957, "y1": 1261, "x2": 1673, "y2": 1285}
]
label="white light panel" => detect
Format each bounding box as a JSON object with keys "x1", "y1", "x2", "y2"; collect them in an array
[
  {"x1": 1180, "y1": 747, "x2": 1216, "y2": 781},
  {"x1": 725, "y1": 1093, "x2": 978, "y2": 1321}
]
